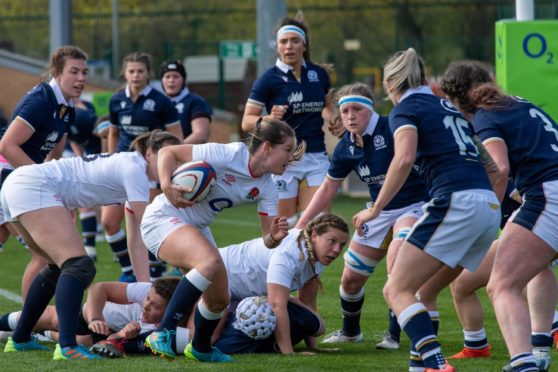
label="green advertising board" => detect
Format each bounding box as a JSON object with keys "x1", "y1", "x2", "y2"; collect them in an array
[
  {"x1": 495, "y1": 20, "x2": 558, "y2": 121},
  {"x1": 91, "y1": 91, "x2": 113, "y2": 118}
]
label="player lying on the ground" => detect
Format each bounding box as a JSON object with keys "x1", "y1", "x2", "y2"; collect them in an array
[{"x1": 0, "y1": 277, "x2": 180, "y2": 352}]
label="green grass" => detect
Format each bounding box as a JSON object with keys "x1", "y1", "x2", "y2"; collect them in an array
[{"x1": 0, "y1": 195, "x2": 514, "y2": 370}]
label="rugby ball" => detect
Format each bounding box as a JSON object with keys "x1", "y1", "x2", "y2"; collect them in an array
[{"x1": 171, "y1": 160, "x2": 216, "y2": 202}]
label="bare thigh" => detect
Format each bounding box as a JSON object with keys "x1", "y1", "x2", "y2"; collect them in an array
[{"x1": 17, "y1": 207, "x2": 85, "y2": 267}]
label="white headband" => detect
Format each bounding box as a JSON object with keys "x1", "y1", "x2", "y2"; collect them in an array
[
  {"x1": 276, "y1": 25, "x2": 306, "y2": 44},
  {"x1": 338, "y1": 95, "x2": 374, "y2": 112}
]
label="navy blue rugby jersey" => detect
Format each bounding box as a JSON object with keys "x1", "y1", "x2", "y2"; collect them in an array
[
  {"x1": 109, "y1": 85, "x2": 178, "y2": 152},
  {"x1": 69, "y1": 101, "x2": 101, "y2": 154},
  {"x1": 248, "y1": 60, "x2": 330, "y2": 153},
  {"x1": 473, "y1": 97, "x2": 558, "y2": 194},
  {"x1": 389, "y1": 88, "x2": 491, "y2": 197},
  {"x1": 3, "y1": 82, "x2": 73, "y2": 164},
  {"x1": 170, "y1": 88, "x2": 212, "y2": 138},
  {"x1": 328, "y1": 113, "x2": 428, "y2": 210}
]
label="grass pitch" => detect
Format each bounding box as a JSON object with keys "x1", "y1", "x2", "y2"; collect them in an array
[{"x1": 0, "y1": 196, "x2": 518, "y2": 370}]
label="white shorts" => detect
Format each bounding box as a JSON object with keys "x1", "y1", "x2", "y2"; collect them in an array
[
  {"x1": 272, "y1": 152, "x2": 329, "y2": 199},
  {"x1": 407, "y1": 189, "x2": 500, "y2": 272},
  {"x1": 1, "y1": 167, "x2": 63, "y2": 222},
  {"x1": 353, "y1": 201, "x2": 424, "y2": 250},
  {"x1": 141, "y1": 196, "x2": 216, "y2": 259},
  {"x1": 509, "y1": 180, "x2": 558, "y2": 252}
]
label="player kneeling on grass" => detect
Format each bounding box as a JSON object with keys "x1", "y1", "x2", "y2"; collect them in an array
[
  {"x1": 87, "y1": 214, "x2": 347, "y2": 357},
  {"x1": 219, "y1": 213, "x2": 349, "y2": 354},
  {"x1": 1, "y1": 130, "x2": 180, "y2": 360},
  {"x1": 0, "y1": 278, "x2": 180, "y2": 357}
]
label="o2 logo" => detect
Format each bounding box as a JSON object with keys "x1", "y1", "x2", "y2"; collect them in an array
[{"x1": 523, "y1": 33, "x2": 553, "y2": 64}]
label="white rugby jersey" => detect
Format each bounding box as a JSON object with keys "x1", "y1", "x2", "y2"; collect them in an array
[
  {"x1": 101, "y1": 282, "x2": 156, "y2": 333},
  {"x1": 219, "y1": 229, "x2": 325, "y2": 301},
  {"x1": 153, "y1": 142, "x2": 278, "y2": 227},
  {"x1": 27, "y1": 152, "x2": 150, "y2": 209}
]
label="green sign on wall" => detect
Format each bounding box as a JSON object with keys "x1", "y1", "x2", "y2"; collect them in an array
[
  {"x1": 91, "y1": 91, "x2": 113, "y2": 117},
  {"x1": 496, "y1": 20, "x2": 558, "y2": 120}
]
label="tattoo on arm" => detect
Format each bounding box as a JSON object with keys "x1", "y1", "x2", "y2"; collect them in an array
[{"x1": 473, "y1": 135, "x2": 499, "y2": 175}]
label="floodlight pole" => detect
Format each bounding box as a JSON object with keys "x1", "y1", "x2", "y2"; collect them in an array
[
  {"x1": 49, "y1": 0, "x2": 72, "y2": 55},
  {"x1": 112, "y1": 0, "x2": 120, "y2": 79},
  {"x1": 256, "y1": 0, "x2": 286, "y2": 77}
]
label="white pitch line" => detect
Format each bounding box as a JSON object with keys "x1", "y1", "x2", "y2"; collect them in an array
[{"x1": 0, "y1": 288, "x2": 22, "y2": 304}]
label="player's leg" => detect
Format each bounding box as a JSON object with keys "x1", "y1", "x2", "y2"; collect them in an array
[{"x1": 101, "y1": 205, "x2": 134, "y2": 282}]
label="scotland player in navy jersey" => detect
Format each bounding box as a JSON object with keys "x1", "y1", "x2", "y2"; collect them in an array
[
  {"x1": 242, "y1": 17, "x2": 331, "y2": 228},
  {"x1": 0, "y1": 46, "x2": 88, "y2": 300},
  {"x1": 105, "y1": 52, "x2": 183, "y2": 282},
  {"x1": 161, "y1": 60, "x2": 212, "y2": 144},
  {"x1": 296, "y1": 83, "x2": 427, "y2": 348},
  {"x1": 353, "y1": 49, "x2": 501, "y2": 372},
  {"x1": 442, "y1": 60, "x2": 558, "y2": 372},
  {"x1": 69, "y1": 100, "x2": 101, "y2": 156},
  {"x1": 108, "y1": 52, "x2": 182, "y2": 152}
]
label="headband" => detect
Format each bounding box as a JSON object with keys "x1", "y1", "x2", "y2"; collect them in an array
[
  {"x1": 338, "y1": 95, "x2": 374, "y2": 112},
  {"x1": 276, "y1": 25, "x2": 306, "y2": 44}
]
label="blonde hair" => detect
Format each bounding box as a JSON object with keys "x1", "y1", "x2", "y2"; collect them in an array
[{"x1": 383, "y1": 48, "x2": 426, "y2": 98}]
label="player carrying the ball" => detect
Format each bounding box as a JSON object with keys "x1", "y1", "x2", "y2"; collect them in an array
[{"x1": 141, "y1": 117, "x2": 304, "y2": 362}]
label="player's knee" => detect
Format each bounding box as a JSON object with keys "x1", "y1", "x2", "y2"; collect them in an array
[
  {"x1": 39, "y1": 264, "x2": 61, "y2": 286},
  {"x1": 61, "y1": 256, "x2": 96, "y2": 288},
  {"x1": 382, "y1": 281, "x2": 394, "y2": 306},
  {"x1": 343, "y1": 248, "x2": 377, "y2": 278},
  {"x1": 195, "y1": 254, "x2": 224, "y2": 280}
]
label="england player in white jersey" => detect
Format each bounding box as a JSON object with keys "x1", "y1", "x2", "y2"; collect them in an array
[
  {"x1": 219, "y1": 213, "x2": 349, "y2": 354},
  {"x1": 1, "y1": 130, "x2": 180, "y2": 361},
  {"x1": 142, "y1": 118, "x2": 303, "y2": 363}
]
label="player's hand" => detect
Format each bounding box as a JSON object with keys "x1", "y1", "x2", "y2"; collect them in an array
[
  {"x1": 119, "y1": 321, "x2": 141, "y2": 339},
  {"x1": 270, "y1": 216, "x2": 289, "y2": 242},
  {"x1": 88, "y1": 319, "x2": 110, "y2": 336},
  {"x1": 327, "y1": 117, "x2": 346, "y2": 138},
  {"x1": 268, "y1": 105, "x2": 289, "y2": 120},
  {"x1": 353, "y1": 208, "x2": 379, "y2": 236},
  {"x1": 162, "y1": 184, "x2": 196, "y2": 209}
]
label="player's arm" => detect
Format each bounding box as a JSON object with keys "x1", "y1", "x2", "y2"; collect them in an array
[
  {"x1": 296, "y1": 178, "x2": 342, "y2": 229},
  {"x1": 260, "y1": 215, "x2": 288, "y2": 248},
  {"x1": 241, "y1": 103, "x2": 263, "y2": 133},
  {"x1": 157, "y1": 144, "x2": 195, "y2": 209},
  {"x1": 83, "y1": 281, "x2": 129, "y2": 335},
  {"x1": 0, "y1": 117, "x2": 36, "y2": 167},
  {"x1": 125, "y1": 201, "x2": 150, "y2": 282},
  {"x1": 267, "y1": 283, "x2": 295, "y2": 354},
  {"x1": 184, "y1": 117, "x2": 210, "y2": 144},
  {"x1": 165, "y1": 121, "x2": 184, "y2": 142},
  {"x1": 478, "y1": 138, "x2": 507, "y2": 202},
  {"x1": 45, "y1": 133, "x2": 67, "y2": 161},
  {"x1": 107, "y1": 126, "x2": 119, "y2": 153},
  {"x1": 298, "y1": 277, "x2": 320, "y2": 350}
]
